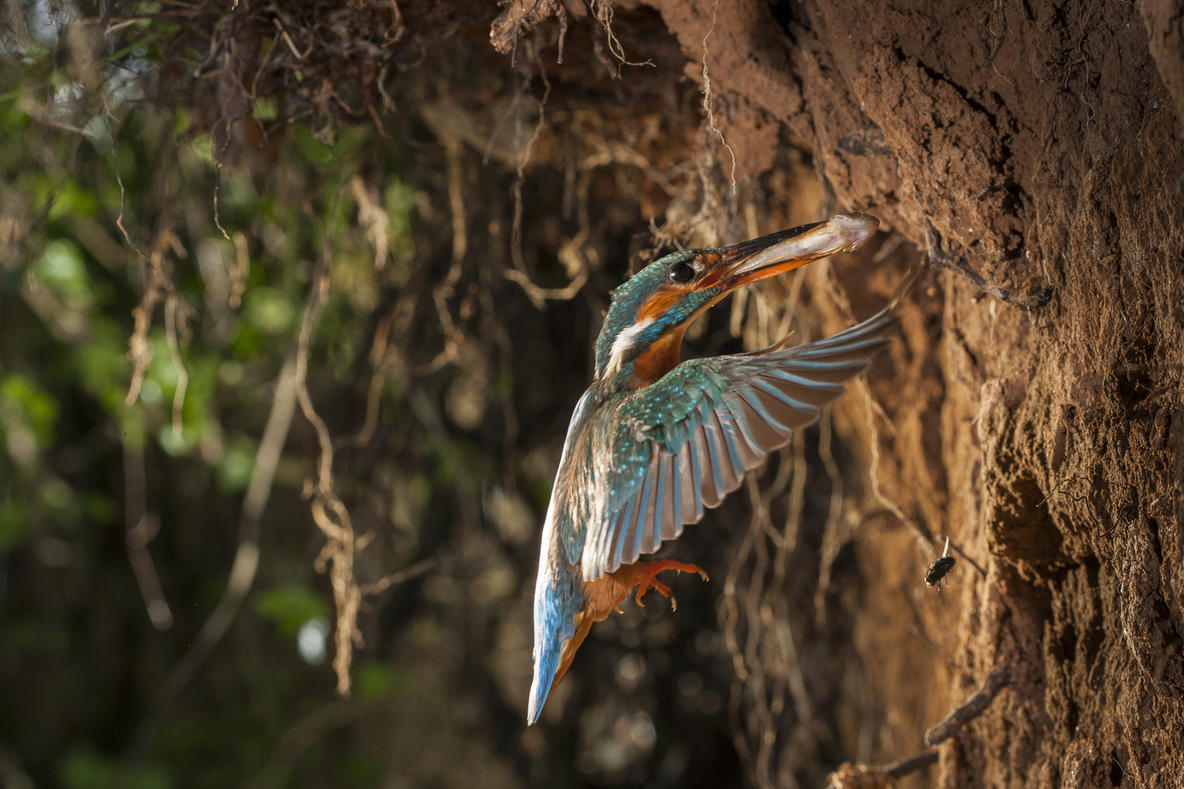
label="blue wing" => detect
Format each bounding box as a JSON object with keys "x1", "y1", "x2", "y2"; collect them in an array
[{"x1": 579, "y1": 304, "x2": 896, "y2": 581}]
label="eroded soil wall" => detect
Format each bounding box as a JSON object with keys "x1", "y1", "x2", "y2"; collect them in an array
[{"x1": 619, "y1": 0, "x2": 1184, "y2": 784}]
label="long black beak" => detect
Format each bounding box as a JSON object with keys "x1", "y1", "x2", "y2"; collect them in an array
[{"x1": 698, "y1": 214, "x2": 879, "y2": 291}]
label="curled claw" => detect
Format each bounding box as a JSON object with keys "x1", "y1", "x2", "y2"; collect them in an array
[
  {"x1": 635, "y1": 577, "x2": 674, "y2": 609},
  {"x1": 630, "y1": 559, "x2": 709, "y2": 612}
]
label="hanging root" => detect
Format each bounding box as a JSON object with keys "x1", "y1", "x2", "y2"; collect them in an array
[{"x1": 700, "y1": 0, "x2": 736, "y2": 193}]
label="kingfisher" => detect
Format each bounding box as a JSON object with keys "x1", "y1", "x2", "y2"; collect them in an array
[{"x1": 528, "y1": 213, "x2": 896, "y2": 725}]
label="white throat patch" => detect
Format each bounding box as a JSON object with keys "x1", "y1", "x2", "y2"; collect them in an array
[{"x1": 604, "y1": 318, "x2": 654, "y2": 378}]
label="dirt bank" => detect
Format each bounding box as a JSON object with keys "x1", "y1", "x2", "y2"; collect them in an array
[{"x1": 491, "y1": 0, "x2": 1184, "y2": 784}]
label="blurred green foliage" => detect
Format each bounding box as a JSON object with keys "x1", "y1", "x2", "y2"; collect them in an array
[
  {"x1": 0, "y1": 4, "x2": 750, "y2": 788},
  {"x1": 255, "y1": 585, "x2": 329, "y2": 637},
  {"x1": 0, "y1": 9, "x2": 450, "y2": 787}
]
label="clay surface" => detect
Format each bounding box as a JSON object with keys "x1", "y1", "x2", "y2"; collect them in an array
[{"x1": 491, "y1": 0, "x2": 1184, "y2": 783}]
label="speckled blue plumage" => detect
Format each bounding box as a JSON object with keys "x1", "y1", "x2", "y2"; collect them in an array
[
  {"x1": 528, "y1": 239, "x2": 898, "y2": 724},
  {"x1": 552, "y1": 361, "x2": 730, "y2": 566}
]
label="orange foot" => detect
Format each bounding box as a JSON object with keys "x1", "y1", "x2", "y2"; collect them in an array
[{"x1": 632, "y1": 560, "x2": 709, "y2": 612}]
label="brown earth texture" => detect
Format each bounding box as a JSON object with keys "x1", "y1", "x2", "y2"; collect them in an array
[
  {"x1": 16, "y1": 0, "x2": 1183, "y2": 786},
  {"x1": 496, "y1": 1, "x2": 1184, "y2": 784}
]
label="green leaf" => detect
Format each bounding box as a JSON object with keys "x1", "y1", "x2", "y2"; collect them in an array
[
  {"x1": 254, "y1": 97, "x2": 278, "y2": 122},
  {"x1": 156, "y1": 424, "x2": 191, "y2": 456},
  {"x1": 59, "y1": 745, "x2": 171, "y2": 789},
  {"x1": 354, "y1": 661, "x2": 411, "y2": 702},
  {"x1": 58, "y1": 745, "x2": 114, "y2": 789},
  {"x1": 0, "y1": 500, "x2": 26, "y2": 550},
  {"x1": 244, "y1": 287, "x2": 296, "y2": 336},
  {"x1": 255, "y1": 585, "x2": 328, "y2": 637},
  {"x1": 217, "y1": 437, "x2": 256, "y2": 492},
  {"x1": 33, "y1": 239, "x2": 93, "y2": 311},
  {"x1": 0, "y1": 374, "x2": 59, "y2": 444}
]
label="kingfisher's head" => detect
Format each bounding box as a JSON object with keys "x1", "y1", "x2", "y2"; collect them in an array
[{"x1": 593, "y1": 214, "x2": 879, "y2": 385}]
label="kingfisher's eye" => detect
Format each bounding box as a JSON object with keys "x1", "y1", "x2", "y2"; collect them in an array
[{"x1": 668, "y1": 261, "x2": 695, "y2": 284}]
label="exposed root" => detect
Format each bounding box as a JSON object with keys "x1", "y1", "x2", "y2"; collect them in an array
[
  {"x1": 722, "y1": 438, "x2": 819, "y2": 789},
  {"x1": 507, "y1": 51, "x2": 551, "y2": 307},
  {"x1": 163, "y1": 297, "x2": 192, "y2": 437},
  {"x1": 418, "y1": 141, "x2": 466, "y2": 374},
  {"x1": 818, "y1": 264, "x2": 934, "y2": 551},
  {"x1": 123, "y1": 432, "x2": 173, "y2": 631},
  {"x1": 293, "y1": 244, "x2": 363, "y2": 697},
  {"x1": 856, "y1": 377, "x2": 923, "y2": 538},
  {"x1": 827, "y1": 752, "x2": 939, "y2": 788},
  {"x1": 230, "y1": 232, "x2": 249, "y2": 309},
  {"x1": 813, "y1": 412, "x2": 848, "y2": 624},
  {"x1": 124, "y1": 277, "x2": 160, "y2": 408},
  {"x1": 105, "y1": 97, "x2": 146, "y2": 263},
  {"x1": 489, "y1": 0, "x2": 566, "y2": 63},
  {"x1": 924, "y1": 222, "x2": 1053, "y2": 308},
  {"x1": 112, "y1": 82, "x2": 164, "y2": 411},
  {"x1": 700, "y1": 0, "x2": 736, "y2": 194},
  {"x1": 125, "y1": 231, "x2": 191, "y2": 441},
  {"x1": 337, "y1": 305, "x2": 397, "y2": 450},
  {"x1": 349, "y1": 173, "x2": 391, "y2": 270},
  {"x1": 502, "y1": 54, "x2": 590, "y2": 308},
  {"x1": 129, "y1": 353, "x2": 301, "y2": 759},
  {"x1": 589, "y1": 0, "x2": 654, "y2": 72},
  {"x1": 211, "y1": 130, "x2": 234, "y2": 242},
  {"x1": 294, "y1": 218, "x2": 432, "y2": 697},
  {"x1": 924, "y1": 664, "x2": 1012, "y2": 746}
]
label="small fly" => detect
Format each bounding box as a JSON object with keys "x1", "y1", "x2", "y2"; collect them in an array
[{"x1": 925, "y1": 536, "x2": 956, "y2": 590}]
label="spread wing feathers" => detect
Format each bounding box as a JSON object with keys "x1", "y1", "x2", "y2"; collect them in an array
[{"x1": 580, "y1": 305, "x2": 895, "y2": 581}]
